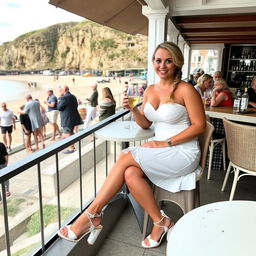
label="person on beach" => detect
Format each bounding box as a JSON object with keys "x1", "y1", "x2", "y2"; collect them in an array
[
  {"x1": 58, "y1": 41, "x2": 206, "y2": 248},
  {"x1": 19, "y1": 105, "x2": 33, "y2": 152},
  {"x1": 44, "y1": 89, "x2": 62, "y2": 141},
  {"x1": 21, "y1": 94, "x2": 45, "y2": 150},
  {"x1": 35, "y1": 99, "x2": 49, "y2": 138},
  {"x1": 0, "y1": 102, "x2": 16, "y2": 152},
  {"x1": 83, "y1": 83, "x2": 99, "y2": 128},
  {"x1": 57, "y1": 85, "x2": 83, "y2": 154},
  {"x1": 0, "y1": 142, "x2": 11, "y2": 201},
  {"x1": 98, "y1": 87, "x2": 116, "y2": 121}
]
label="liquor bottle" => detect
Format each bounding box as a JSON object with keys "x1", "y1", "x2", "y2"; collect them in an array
[
  {"x1": 233, "y1": 89, "x2": 242, "y2": 113},
  {"x1": 240, "y1": 87, "x2": 249, "y2": 112}
]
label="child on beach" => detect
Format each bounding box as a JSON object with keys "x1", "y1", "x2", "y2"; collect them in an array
[{"x1": 19, "y1": 105, "x2": 34, "y2": 152}]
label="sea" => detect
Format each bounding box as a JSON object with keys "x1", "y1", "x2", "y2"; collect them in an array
[{"x1": 0, "y1": 79, "x2": 41, "y2": 102}]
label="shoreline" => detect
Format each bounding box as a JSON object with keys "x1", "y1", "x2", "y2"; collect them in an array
[
  {"x1": 0, "y1": 74, "x2": 128, "y2": 114},
  {"x1": 0, "y1": 74, "x2": 136, "y2": 146}
]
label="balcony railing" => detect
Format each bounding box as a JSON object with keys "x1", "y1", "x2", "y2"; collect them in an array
[{"x1": 0, "y1": 107, "x2": 133, "y2": 256}]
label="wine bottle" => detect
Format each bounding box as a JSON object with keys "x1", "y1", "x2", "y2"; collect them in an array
[
  {"x1": 233, "y1": 89, "x2": 242, "y2": 113},
  {"x1": 240, "y1": 87, "x2": 249, "y2": 112}
]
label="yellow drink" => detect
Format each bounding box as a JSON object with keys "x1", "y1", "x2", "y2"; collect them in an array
[{"x1": 128, "y1": 96, "x2": 139, "y2": 108}]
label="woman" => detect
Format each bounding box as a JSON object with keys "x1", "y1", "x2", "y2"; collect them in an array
[
  {"x1": 210, "y1": 78, "x2": 234, "y2": 107},
  {"x1": 248, "y1": 76, "x2": 256, "y2": 108},
  {"x1": 58, "y1": 42, "x2": 206, "y2": 248},
  {"x1": 98, "y1": 87, "x2": 116, "y2": 121},
  {"x1": 194, "y1": 74, "x2": 213, "y2": 104}
]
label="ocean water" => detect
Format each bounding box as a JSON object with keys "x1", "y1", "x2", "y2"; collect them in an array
[{"x1": 0, "y1": 79, "x2": 40, "y2": 102}]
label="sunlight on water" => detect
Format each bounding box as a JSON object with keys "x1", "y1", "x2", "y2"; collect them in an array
[{"x1": 0, "y1": 79, "x2": 39, "y2": 102}]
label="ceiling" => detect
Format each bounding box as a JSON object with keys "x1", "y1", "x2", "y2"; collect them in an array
[
  {"x1": 49, "y1": 0, "x2": 256, "y2": 45},
  {"x1": 171, "y1": 13, "x2": 256, "y2": 45}
]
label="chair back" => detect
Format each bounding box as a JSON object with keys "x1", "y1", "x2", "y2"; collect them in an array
[
  {"x1": 198, "y1": 121, "x2": 215, "y2": 170},
  {"x1": 223, "y1": 118, "x2": 256, "y2": 171}
]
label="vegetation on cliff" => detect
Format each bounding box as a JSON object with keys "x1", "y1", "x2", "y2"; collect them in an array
[{"x1": 0, "y1": 20, "x2": 148, "y2": 71}]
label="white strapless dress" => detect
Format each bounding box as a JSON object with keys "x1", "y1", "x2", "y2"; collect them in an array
[{"x1": 123, "y1": 102, "x2": 201, "y2": 192}]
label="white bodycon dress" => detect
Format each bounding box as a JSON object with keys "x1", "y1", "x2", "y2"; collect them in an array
[{"x1": 123, "y1": 102, "x2": 201, "y2": 192}]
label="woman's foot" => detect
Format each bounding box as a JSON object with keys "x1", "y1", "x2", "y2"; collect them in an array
[
  {"x1": 49, "y1": 137, "x2": 55, "y2": 141},
  {"x1": 58, "y1": 210, "x2": 103, "y2": 244},
  {"x1": 142, "y1": 210, "x2": 174, "y2": 248}
]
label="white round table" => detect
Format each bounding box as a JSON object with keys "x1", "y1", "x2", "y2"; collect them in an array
[
  {"x1": 95, "y1": 121, "x2": 154, "y2": 142},
  {"x1": 167, "y1": 200, "x2": 256, "y2": 256}
]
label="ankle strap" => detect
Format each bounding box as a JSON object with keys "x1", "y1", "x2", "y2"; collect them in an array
[
  {"x1": 153, "y1": 210, "x2": 170, "y2": 227},
  {"x1": 85, "y1": 210, "x2": 102, "y2": 219}
]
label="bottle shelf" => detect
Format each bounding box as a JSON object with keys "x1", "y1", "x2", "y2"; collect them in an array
[{"x1": 226, "y1": 44, "x2": 256, "y2": 88}]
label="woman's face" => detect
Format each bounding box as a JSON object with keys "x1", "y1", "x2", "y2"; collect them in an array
[
  {"x1": 214, "y1": 81, "x2": 224, "y2": 92},
  {"x1": 153, "y1": 48, "x2": 176, "y2": 80},
  {"x1": 204, "y1": 79, "x2": 212, "y2": 89}
]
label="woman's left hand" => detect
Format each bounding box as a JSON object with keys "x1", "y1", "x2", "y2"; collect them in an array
[{"x1": 141, "y1": 140, "x2": 167, "y2": 148}]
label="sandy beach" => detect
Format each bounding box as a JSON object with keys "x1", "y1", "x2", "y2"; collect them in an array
[{"x1": 0, "y1": 74, "x2": 135, "y2": 146}]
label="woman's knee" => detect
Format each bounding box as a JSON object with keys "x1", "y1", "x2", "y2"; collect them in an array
[{"x1": 124, "y1": 167, "x2": 143, "y2": 186}]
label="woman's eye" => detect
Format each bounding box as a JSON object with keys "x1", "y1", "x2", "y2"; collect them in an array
[
  {"x1": 155, "y1": 59, "x2": 161, "y2": 63},
  {"x1": 166, "y1": 59, "x2": 173, "y2": 64}
]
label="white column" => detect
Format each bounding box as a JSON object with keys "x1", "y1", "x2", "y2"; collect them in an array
[
  {"x1": 142, "y1": 6, "x2": 169, "y2": 85},
  {"x1": 166, "y1": 19, "x2": 179, "y2": 44}
]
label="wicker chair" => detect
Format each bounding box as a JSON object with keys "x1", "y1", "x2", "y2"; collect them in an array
[
  {"x1": 221, "y1": 118, "x2": 256, "y2": 200},
  {"x1": 142, "y1": 121, "x2": 214, "y2": 239}
]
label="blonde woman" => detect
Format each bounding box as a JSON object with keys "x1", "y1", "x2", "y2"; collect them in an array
[
  {"x1": 98, "y1": 87, "x2": 116, "y2": 121},
  {"x1": 58, "y1": 42, "x2": 206, "y2": 248},
  {"x1": 194, "y1": 74, "x2": 213, "y2": 105},
  {"x1": 210, "y1": 78, "x2": 234, "y2": 107}
]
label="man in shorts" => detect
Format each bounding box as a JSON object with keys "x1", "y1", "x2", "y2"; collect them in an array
[
  {"x1": 45, "y1": 89, "x2": 62, "y2": 140},
  {"x1": 0, "y1": 103, "x2": 16, "y2": 152},
  {"x1": 57, "y1": 85, "x2": 83, "y2": 154}
]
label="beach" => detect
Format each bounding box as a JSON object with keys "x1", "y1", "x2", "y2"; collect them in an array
[{"x1": 0, "y1": 74, "x2": 133, "y2": 146}]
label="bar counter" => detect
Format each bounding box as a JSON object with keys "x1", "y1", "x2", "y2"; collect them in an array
[{"x1": 205, "y1": 106, "x2": 256, "y2": 124}]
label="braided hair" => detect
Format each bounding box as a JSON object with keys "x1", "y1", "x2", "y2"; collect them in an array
[{"x1": 152, "y1": 42, "x2": 184, "y2": 102}]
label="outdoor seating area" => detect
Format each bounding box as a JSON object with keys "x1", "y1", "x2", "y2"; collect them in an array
[{"x1": 1, "y1": 1, "x2": 256, "y2": 255}]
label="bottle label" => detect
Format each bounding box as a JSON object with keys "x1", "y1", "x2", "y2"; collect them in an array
[{"x1": 240, "y1": 98, "x2": 248, "y2": 111}]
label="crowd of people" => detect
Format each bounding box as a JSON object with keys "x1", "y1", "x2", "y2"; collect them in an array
[{"x1": 0, "y1": 79, "x2": 146, "y2": 157}]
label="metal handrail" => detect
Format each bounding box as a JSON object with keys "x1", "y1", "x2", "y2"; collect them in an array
[{"x1": 0, "y1": 107, "x2": 130, "y2": 256}]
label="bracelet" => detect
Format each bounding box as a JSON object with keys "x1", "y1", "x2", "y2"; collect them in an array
[{"x1": 166, "y1": 138, "x2": 172, "y2": 147}]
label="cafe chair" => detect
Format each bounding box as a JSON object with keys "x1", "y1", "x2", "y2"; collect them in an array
[
  {"x1": 207, "y1": 135, "x2": 226, "y2": 180},
  {"x1": 206, "y1": 115, "x2": 226, "y2": 180},
  {"x1": 142, "y1": 121, "x2": 214, "y2": 239},
  {"x1": 221, "y1": 118, "x2": 256, "y2": 200}
]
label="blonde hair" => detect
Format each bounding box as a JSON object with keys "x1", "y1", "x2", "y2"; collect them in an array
[
  {"x1": 215, "y1": 78, "x2": 230, "y2": 91},
  {"x1": 197, "y1": 74, "x2": 213, "y2": 87},
  {"x1": 152, "y1": 41, "x2": 184, "y2": 102}
]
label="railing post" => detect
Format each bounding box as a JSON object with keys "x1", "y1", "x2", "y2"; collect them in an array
[
  {"x1": 37, "y1": 163, "x2": 45, "y2": 253},
  {"x1": 1, "y1": 183, "x2": 11, "y2": 256}
]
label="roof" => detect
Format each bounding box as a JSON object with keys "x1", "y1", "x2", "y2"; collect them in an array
[{"x1": 49, "y1": 0, "x2": 256, "y2": 45}]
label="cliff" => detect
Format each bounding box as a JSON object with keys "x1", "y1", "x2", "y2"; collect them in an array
[{"x1": 0, "y1": 21, "x2": 148, "y2": 71}]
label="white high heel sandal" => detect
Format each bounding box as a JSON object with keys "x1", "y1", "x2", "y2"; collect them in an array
[
  {"x1": 141, "y1": 210, "x2": 174, "y2": 249},
  {"x1": 58, "y1": 210, "x2": 103, "y2": 245}
]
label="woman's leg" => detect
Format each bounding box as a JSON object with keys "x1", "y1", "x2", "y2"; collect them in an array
[
  {"x1": 124, "y1": 166, "x2": 172, "y2": 245},
  {"x1": 60, "y1": 152, "x2": 140, "y2": 237}
]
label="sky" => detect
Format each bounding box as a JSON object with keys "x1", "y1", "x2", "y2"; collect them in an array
[{"x1": 0, "y1": 0, "x2": 84, "y2": 45}]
